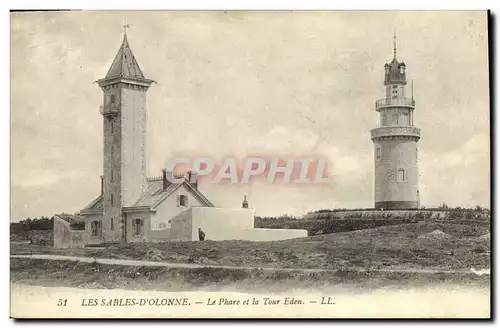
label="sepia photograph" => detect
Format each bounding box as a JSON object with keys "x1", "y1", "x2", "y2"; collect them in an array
[{"x1": 9, "y1": 10, "x2": 491, "y2": 319}]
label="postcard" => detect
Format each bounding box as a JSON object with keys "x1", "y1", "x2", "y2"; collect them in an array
[{"x1": 10, "y1": 10, "x2": 491, "y2": 319}]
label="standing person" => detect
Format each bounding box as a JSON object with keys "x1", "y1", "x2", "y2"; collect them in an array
[{"x1": 198, "y1": 228, "x2": 206, "y2": 241}]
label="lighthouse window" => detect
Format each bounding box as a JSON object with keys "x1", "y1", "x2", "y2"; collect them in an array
[
  {"x1": 397, "y1": 169, "x2": 406, "y2": 182},
  {"x1": 401, "y1": 113, "x2": 409, "y2": 125},
  {"x1": 392, "y1": 114, "x2": 398, "y2": 125}
]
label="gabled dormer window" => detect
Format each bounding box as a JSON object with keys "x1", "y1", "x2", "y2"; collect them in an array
[{"x1": 179, "y1": 195, "x2": 188, "y2": 207}]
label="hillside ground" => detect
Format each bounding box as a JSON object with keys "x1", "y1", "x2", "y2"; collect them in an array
[{"x1": 11, "y1": 222, "x2": 490, "y2": 272}]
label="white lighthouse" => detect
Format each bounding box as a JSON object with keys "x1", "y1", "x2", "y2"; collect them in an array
[{"x1": 371, "y1": 35, "x2": 421, "y2": 210}]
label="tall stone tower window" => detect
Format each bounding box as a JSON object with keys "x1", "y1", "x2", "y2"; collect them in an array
[
  {"x1": 111, "y1": 193, "x2": 114, "y2": 206},
  {"x1": 110, "y1": 94, "x2": 116, "y2": 103},
  {"x1": 110, "y1": 218, "x2": 114, "y2": 230},
  {"x1": 376, "y1": 148, "x2": 381, "y2": 160},
  {"x1": 397, "y1": 169, "x2": 406, "y2": 182}
]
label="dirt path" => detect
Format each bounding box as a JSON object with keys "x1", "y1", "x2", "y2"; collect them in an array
[{"x1": 11, "y1": 254, "x2": 488, "y2": 275}]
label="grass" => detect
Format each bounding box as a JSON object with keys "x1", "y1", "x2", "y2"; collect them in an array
[
  {"x1": 10, "y1": 258, "x2": 490, "y2": 294},
  {"x1": 11, "y1": 222, "x2": 491, "y2": 271}
]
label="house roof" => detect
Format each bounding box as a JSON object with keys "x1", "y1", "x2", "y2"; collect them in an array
[
  {"x1": 80, "y1": 178, "x2": 214, "y2": 214},
  {"x1": 104, "y1": 34, "x2": 145, "y2": 80}
]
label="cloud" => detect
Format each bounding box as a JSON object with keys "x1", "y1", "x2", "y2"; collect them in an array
[
  {"x1": 10, "y1": 11, "x2": 490, "y2": 220},
  {"x1": 419, "y1": 132, "x2": 490, "y2": 207}
]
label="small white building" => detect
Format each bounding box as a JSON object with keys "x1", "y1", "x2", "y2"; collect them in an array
[{"x1": 81, "y1": 171, "x2": 215, "y2": 244}]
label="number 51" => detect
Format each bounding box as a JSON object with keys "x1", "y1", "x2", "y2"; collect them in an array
[{"x1": 57, "y1": 299, "x2": 68, "y2": 307}]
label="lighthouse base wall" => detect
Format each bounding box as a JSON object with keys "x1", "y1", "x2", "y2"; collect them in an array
[
  {"x1": 375, "y1": 201, "x2": 418, "y2": 210},
  {"x1": 373, "y1": 138, "x2": 419, "y2": 205}
]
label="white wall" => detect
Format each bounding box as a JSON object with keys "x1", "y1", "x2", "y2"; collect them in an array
[
  {"x1": 169, "y1": 207, "x2": 308, "y2": 242},
  {"x1": 190, "y1": 207, "x2": 255, "y2": 241},
  {"x1": 150, "y1": 228, "x2": 171, "y2": 243},
  {"x1": 151, "y1": 184, "x2": 204, "y2": 230},
  {"x1": 169, "y1": 208, "x2": 193, "y2": 241}
]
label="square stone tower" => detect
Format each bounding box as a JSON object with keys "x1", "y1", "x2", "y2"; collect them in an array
[
  {"x1": 370, "y1": 35, "x2": 421, "y2": 209},
  {"x1": 96, "y1": 33, "x2": 154, "y2": 243}
]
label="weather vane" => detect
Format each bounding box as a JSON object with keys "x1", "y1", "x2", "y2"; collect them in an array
[
  {"x1": 123, "y1": 24, "x2": 130, "y2": 36},
  {"x1": 393, "y1": 28, "x2": 397, "y2": 58}
]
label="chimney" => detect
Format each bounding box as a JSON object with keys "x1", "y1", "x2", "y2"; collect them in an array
[
  {"x1": 100, "y1": 175, "x2": 104, "y2": 195},
  {"x1": 162, "y1": 169, "x2": 168, "y2": 190},
  {"x1": 188, "y1": 171, "x2": 198, "y2": 189}
]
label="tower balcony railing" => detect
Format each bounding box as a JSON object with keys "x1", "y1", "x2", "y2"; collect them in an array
[
  {"x1": 371, "y1": 126, "x2": 421, "y2": 140},
  {"x1": 375, "y1": 97, "x2": 415, "y2": 111},
  {"x1": 99, "y1": 103, "x2": 119, "y2": 117}
]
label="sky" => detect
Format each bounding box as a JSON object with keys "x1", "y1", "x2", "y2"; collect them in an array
[{"x1": 10, "y1": 10, "x2": 490, "y2": 221}]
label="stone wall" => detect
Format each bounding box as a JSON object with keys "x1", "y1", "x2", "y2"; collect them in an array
[
  {"x1": 304, "y1": 210, "x2": 448, "y2": 220},
  {"x1": 53, "y1": 216, "x2": 86, "y2": 249}
]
